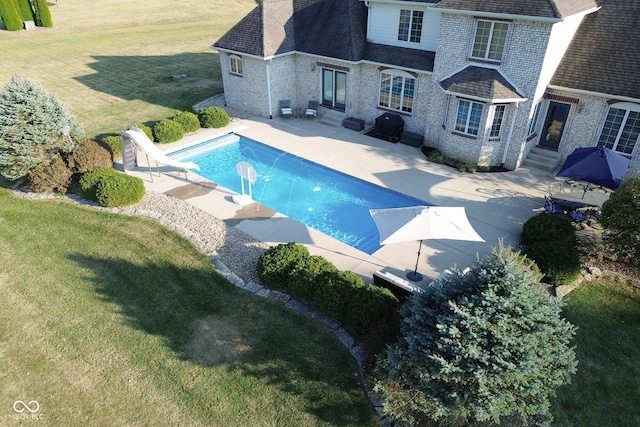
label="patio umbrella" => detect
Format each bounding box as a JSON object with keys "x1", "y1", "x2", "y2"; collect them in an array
[
  {"x1": 369, "y1": 206, "x2": 484, "y2": 282},
  {"x1": 556, "y1": 146, "x2": 630, "y2": 191}
]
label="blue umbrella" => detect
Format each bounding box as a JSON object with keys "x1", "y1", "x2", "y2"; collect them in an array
[{"x1": 556, "y1": 146, "x2": 630, "y2": 191}]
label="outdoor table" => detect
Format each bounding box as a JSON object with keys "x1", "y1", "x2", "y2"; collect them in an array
[{"x1": 550, "y1": 190, "x2": 610, "y2": 211}]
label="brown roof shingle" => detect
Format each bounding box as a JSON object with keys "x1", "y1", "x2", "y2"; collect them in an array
[
  {"x1": 434, "y1": 0, "x2": 598, "y2": 19},
  {"x1": 439, "y1": 66, "x2": 525, "y2": 101},
  {"x1": 550, "y1": 0, "x2": 640, "y2": 100}
]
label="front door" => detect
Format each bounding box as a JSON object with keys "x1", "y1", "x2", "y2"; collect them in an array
[
  {"x1": 539, "y1": 101, "x2": 571, "y2": 150},
  {"x1": 322, "y1": 69, "x2": 346, "y2": 111}
]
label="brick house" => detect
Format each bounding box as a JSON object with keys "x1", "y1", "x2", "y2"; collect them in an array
[{"x1": 213, "y1": 0, "x2": 640, "y2": 179}]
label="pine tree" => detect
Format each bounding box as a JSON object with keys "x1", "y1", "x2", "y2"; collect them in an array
[
  {"x1": 0, "y1": 0, "x2": 23, "y2": 31},
  {"x1": 0, "y1": 75, "x2": 84, "y2": 181},
  {"x1": 32, "y1": 0, "x2": 52, "y2": 27},
  {"x1": 375, "y1": 245, "x2": 578, "y2": 427}
]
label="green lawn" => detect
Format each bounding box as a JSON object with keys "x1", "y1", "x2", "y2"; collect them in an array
[
  {"x1": 0, "y1": 0, "x2": 255, "y2": 137},
  {"x1": 0, "y1": 183, "x2": 378, "y2": 426},
  {"x1": 552, "y1": 281, "x2": 640, "y2": 426},
  {"x1": 0, "y1": 2, "x2": 379, "y2": 425}
]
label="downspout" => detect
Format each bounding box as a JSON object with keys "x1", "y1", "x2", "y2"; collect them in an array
[
  {"x1": 501, "y1": 101, "x2": 520, "y2": 167},
  {"x1": 266, "y1": 59, "x2": 273, "y2": 119}
]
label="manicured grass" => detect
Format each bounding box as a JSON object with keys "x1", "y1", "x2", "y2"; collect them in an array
[
  {"x1": 0, "y1": 184, "x2": 378, "y2": 426},
  {"x1": 0, "y1": 0, "x2": 256, "y2": 137},
  {"x1": 552, "y1": 281, "x2": 640, "y2": 427}
]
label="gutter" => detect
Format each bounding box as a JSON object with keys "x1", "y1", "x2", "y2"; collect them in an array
[{"x1": 547, "y1": 84, "x2": 640, "y2": 105}]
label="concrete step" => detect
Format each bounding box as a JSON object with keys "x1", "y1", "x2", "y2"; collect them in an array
[
  {"x1": 319, "y1": 109, "x2": 346, "y2": 128},
  {"x1": 522, "y1": 146, "x2": 562, "y2": 172}
]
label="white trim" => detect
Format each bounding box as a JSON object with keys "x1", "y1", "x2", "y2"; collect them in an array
[
  {"x1": 433, "y1": 8, "x2": 601, "y2": 23},
  {"x1": 547, "y1": 85, "x2": 640, "y2": 104}
]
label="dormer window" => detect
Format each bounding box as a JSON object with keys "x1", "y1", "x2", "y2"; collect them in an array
[
  {"x1": 398, "y1": 9, "x2": 423, "y2": 43},
  {"x1": 471, "y1": 20, "x2": 508, "y2": 61},
  {"x1": 229, "y1": 55, "x2": 243, "y2": 76}
]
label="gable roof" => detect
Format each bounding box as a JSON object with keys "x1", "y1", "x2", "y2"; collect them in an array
[
  {"x1": 214, "y1": 0, "x2": 367, "y2": 60},
  {"x1": 438, "y1": 66, "x2": 525, "y2": 102},
  {"x1": 434, "y1": 0, "x2": 599, "y2": 19},
  {"x1": 550, "y1": 0, "x2": 640, "y2": 100}
]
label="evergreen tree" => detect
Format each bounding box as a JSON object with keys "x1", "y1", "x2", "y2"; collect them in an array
[
  {"x1": 32, "y1": 0, "x2": 51, "y2": 27},
  {"x1": 0, "y1": 0, "x2": 23, "y2": 30},
  {"x1": 375, "y1": 245, "x2": 577, "y2": 426},
  {"x1": 15, "y1": 0, "x2": 33, "y2": 22},
  {"x1": 0, "y1": 75, "x2": 83, "y2": 181}
]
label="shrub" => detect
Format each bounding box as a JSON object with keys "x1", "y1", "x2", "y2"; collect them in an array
[
  {"x1": 287, "y1": 255, "x2": 337, "y2": 301},
  {"x1": 66, "y1": 137, "x2": 113, "y2": 174},
  {"x1": 315, "y1": 270, "x2": 365, "y2": 320},
  {"x1": 256, "y1": 243, "x2": 310, "y2": 291},
  {"x1": 94, "y1": 173, "x2": 145, "y2": 207},
  {"x1": 15, "y1": 0, "x2": 33, "y2": 22},
  {"x1": 153, "y1": 119, "x2": 183, "y2": 144},
  {"x1": 345, "y1": 284, "x2": 399, "y2": 338},
  {"x1": 426, "y1": 149, "x2": 478, "y2": 173},
  {"x1": 0, "y1": 0, "x2": 23, "y2": 30},
  {"x1": 0, "y1": 75, "x2": 83, "y2": 180},
  {"x1": 524, "y1": 241, "x2": 582, "y2": 286},
  {"x1": 134, "y1": 123, "x2": 154, "y2": 141},
  {"x1": 31, "y1": 0, "x2": 52, "y2": 27},
  {"x1": 173, "y1": 111, "x2": 200, "y2": 133},
  {"x1": 521, "y1": 212, "x2": 576, "y2": 246},
  {"x1": 27, "y1": 154, "x2": 72, "y2": 194},
  {"x1": 79, "y1": 167, "x2": 120, "y2": 201},
  {"x1": 100, "y1": 135, "x2": 122, "y2": 160},
  {"x1": 198, "y1": 106, "x2": 230, "y2": 128},
  {"x1": 256, "y1": 243, "x2": 400, "y2": 339},
  {"x1": 600, "y1": 177, "x2": 640, "y2": 265}
]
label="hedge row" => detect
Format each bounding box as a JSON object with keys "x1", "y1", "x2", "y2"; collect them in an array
[
  {"x1": 256, "y1": 243, "x2": 400, "y2": 338},
  {"x1": 0, "y1": 0, "x2": 51, "y2": 30},
  {"x1": 152, "y1": 108, "x2": 230, "y2": 143},
  {"x1": 520, "y1": 213, "x2": 582, "y2": 286}
]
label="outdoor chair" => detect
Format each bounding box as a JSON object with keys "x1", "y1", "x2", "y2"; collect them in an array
[
  {"x1": 279, "y1": 100, "x2": 293, "y2": 118},
  {"x1": 544, "y1": 195, "x2": 565, "y2": 215},
  {"x1": 569, "y1": 209, "x2": 589, "y2": 228},
  {"x1": 304, "y1": 100, "x2": 318, "y2": 119}
]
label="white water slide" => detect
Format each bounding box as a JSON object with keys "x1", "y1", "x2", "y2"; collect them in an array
[{"x1": 122, "y1": 128, "x2": 200, "y2": 179}]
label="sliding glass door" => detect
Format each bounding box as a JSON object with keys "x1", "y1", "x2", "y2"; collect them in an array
[{"x1": 322, "y1": 69, "x2": 346, "y2": 111}]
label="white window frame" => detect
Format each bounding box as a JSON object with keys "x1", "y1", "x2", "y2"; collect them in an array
[
  {"x1": 229, "y1": 55, "x2": 243, "y2": 76},
  {"x1": 378, "y1": 70, "x2": 416, "y2": 114},
  {"x1": 471, "y1": 19, "x2": 509, "y2": 62},
  {"x1": 455, "y1": 99, "x2": 483, "y2": 136},
  {"x1": 397, "y1": 9, "x2": 424, "y2": 43},
  {"x1": 528, "y1": 102, "x2": 541, "y2": 136},
  {"x1": 489, "y1": 104, "x2": 506, "y2": 138},
  {"x1": 597, "y1": 102, "x2": 640, "y2": 156}
]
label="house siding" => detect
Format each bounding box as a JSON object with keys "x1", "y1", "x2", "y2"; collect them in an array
[
  {"x1": 546, "y1": 88, "x2": 640, "y2": 179},
  {"x1": 367, "y1": 3, "x2": 440, "y2": 52}
]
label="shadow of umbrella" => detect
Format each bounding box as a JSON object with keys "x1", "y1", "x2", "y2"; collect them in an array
[{"x1": 370, "y1": 206, "x2": 484, "y2": 282}]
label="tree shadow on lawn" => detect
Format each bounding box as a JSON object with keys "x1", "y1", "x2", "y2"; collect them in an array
[
  {"x1": 74, "y1": 52, "x2": 223, "y2": 111},
  {"x1": 68, "y1": 252, "x2": 376, "y2": 425}
]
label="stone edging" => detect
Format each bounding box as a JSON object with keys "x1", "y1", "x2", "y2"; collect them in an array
[{"x1": 10, "y1": 184, "x2": 385, "y2": 417}]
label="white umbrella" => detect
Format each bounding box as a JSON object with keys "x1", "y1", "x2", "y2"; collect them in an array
[{"x1": 370, "y1": 206, "x2": 484, "y2": 281}]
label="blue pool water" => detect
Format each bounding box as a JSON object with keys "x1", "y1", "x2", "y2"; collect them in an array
[{"x1": 169, "y1": 134, "x2": 428, "y2": 254}]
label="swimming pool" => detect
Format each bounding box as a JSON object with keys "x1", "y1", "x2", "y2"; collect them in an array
[{"x1": 169, "y1": 134, "x2": 428, "y2": 254}]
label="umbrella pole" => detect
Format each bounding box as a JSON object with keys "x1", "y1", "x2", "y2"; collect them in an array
[{"x1": 406, "y1": 240, "x2": 424, "y2": 282}]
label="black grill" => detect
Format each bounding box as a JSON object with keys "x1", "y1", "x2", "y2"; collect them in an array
[{"x1": 374, "y1": 113, "x2": 404, "y2": 143}]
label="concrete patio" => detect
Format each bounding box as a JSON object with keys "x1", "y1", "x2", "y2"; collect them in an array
[{"x1": 122, "y1": 111, "x2": 561, "y2": 288}]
